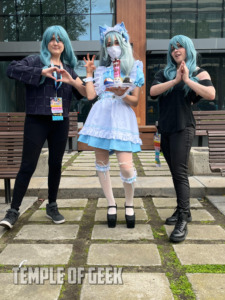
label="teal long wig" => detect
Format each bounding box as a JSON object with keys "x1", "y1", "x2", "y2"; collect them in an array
[
  {"x1": 40, "y1": 25, "x2": 77, "y2": 68},
  {"x1": 164, "y1": 35, "x2": 198, "y2": 95},
  {"x1": 99, "y1": 31, "x2": 135, "y2": 76}
]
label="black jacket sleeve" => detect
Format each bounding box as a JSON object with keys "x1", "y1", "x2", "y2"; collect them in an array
[{"x1": 6, "y1": 55, "x2": 43, "y2": 87}]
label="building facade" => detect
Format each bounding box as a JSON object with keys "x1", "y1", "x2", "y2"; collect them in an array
[{"x1": 0, "y1": 0, "x2": 224, "y2": 125}]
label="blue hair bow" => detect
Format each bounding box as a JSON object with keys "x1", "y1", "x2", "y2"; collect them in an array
[{"x1": 99, "y1": 22, "x2": 129, "y2": 44}]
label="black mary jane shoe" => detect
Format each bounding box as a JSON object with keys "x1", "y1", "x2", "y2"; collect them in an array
[
  {"x1": 107, "y1": 205, "x2": 117, "y2": 228},
  {"x1": 125, "y1": 205, "x2": 135, "y2": 228}
]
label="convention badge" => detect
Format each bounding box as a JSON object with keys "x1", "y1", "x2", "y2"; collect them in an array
[{"x1": 50, "y1": 97, "x2": 64, "y2": 121}]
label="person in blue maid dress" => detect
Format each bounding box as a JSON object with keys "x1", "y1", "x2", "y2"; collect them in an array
[{"x1": 79, "y1": 22, "x2": 145, "y2": 228}]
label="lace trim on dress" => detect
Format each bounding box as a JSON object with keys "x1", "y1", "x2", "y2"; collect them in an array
[{"x1": 80, "y1": 126, "x2": 142, "y2": 145}]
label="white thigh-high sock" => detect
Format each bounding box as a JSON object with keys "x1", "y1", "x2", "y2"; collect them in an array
[
  {"x1": 116, "y1": 151, "x2": 136, "y2": 216},
  {"x1": 95, "y1": 149, "x2": 116, "y2": 215}
]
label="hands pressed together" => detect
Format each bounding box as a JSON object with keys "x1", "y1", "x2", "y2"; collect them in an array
[{"x1": 174, "y1": 61, "x2": 189, "y2": 84}]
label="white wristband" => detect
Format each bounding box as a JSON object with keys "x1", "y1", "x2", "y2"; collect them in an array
[{"x1": 83, "y1": 77, "x2": 94, "y2": 83}]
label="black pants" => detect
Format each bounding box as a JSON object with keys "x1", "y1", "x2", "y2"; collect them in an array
[
  {"x1": 160, "y1": 127, "x2": 195, "y2": 211},
  {"x1": 11, "y1": 115, "x2": 69, "y2": 210}
]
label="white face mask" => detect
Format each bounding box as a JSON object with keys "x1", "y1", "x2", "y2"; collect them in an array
[{"x1": 107, "y1": 46, "x2": 122, "y2": 60}]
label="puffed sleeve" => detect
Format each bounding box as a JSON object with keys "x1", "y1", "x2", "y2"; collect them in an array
[{"x1": 6, "y1": 55, "x2": 43, "y2": 87}]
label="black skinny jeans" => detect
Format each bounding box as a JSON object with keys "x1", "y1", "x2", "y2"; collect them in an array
[
  {"x1": 160, "y1": 126, "x2": 195, "y2": 211},
  {"x1": 11, "y1": 115, "x2": 69, "y2": 210}
]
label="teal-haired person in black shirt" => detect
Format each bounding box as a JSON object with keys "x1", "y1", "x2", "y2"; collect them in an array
[{"x1": 150, "y1": 35, "x2": 215, "y2": 242}]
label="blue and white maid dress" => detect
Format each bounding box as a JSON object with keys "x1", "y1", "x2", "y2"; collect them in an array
[{"x1": 78, "y1": 60, "x2": 145, "y2": 153}]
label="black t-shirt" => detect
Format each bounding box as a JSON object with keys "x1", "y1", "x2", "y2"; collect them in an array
[{"x1": 150, "y1": 68, "x2": 214, "y2": 133}]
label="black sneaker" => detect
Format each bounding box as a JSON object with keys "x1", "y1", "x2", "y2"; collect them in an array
[
  {"x1": 165, "y1": 207, "x2": 192, "y2": 225},
  {"x1": 0, "y1": 208, "x2": 20, "y2": 229},
  {"x1": 46, "y1": 202, "x2": 65, "y2": 224},
  {"x1": 169, "y1": 212, "x2": 188, "y2": 243}
]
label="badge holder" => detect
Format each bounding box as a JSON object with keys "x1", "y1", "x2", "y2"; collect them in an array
[{"x1": 50, "y1": 64, "x2": 64, "y2": 121}]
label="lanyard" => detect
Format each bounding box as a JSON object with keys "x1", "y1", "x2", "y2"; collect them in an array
[{"x1": 51, "y1": 62, "x2": 62, "y2": 95}]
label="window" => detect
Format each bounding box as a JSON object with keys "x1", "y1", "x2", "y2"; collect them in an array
[
  {"x1": 146, "y1": 0, "x2": 225, "y2": 39},
  {"x1": 0, "y1": 0, "x2": 116, "y2": 41}
]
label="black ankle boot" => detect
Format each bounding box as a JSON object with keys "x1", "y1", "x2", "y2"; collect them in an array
[
  {"x1": 107, "y1": 205, "x2": 117, "y2": 228},
  {"x1": 125, "y1": 205, "x2": 135, "y2": 228},
  {"x1": 169, "y1": 211, "x2": 188, "y2": 242},
  {"x1": 165, "y1": 207, "x2": 192, "y2": 225}
]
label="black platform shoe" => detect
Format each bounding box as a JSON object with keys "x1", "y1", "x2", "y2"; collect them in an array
[
  {"x1": 165, "y1": 207, "x2": 192, "y2": 225},
  {"x1": 107, "y1": 205, "x2": 117, "y2": 228},
  {"x1": 169, "y1": 211, "x2": 189, "y2": 242},
  {"x1": 125, "y1": 205, "x2": 135, "y2": 228}
]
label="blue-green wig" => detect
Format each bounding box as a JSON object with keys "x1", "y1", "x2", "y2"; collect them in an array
[
  {"x1": 164, "y1": 35, "x2": 198, "y2": 95},
  {"x1": 99, "y1": 31, "x2": 135, "y2": 76},
  {"x1": 40, "y1": 25, "x2": 77, "y2": 68}
]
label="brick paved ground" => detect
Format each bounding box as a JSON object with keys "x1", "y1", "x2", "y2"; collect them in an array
[{"x1": 0, "y1": 151, "x2": 225, "y2": 299}]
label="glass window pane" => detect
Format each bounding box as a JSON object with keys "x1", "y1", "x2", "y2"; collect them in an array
[
  {"x1": 41, "y1": 0, "x2": 65, "y2": 14},
  {"x1": 91, "y1": 0, "x2": 115, "y2": 13},
  {"x1": 16, "y1": 0, "x2": 40, "y2": 15},
  {"x1": 66, "y1": 0, "x2": 90, "y2": 14},
  {"x1": 42, "y1": 16, "x2": 66, "y2": 33},
  {"x1": 67, "y1": 15, "x2": 90, "y2": 40},
  {"x1": 172, "y1": 0, "x2": 197, "y2": 12},
  {"x1": 197, "y1": 12, "x2": 222, "y2": 38},
  {"x1": 17, "y1": 16, "x2": 42, "y2": 41},
  {"x1": 146, "y1": 13, "x2": 170, "y2": 39},
  {"x1": 91, "y1": 14, "x2": 115, "y2": 40},
  {"x1": 172, "y1": 13, "x2": 196, "y2": 38},
  {"x1": 0, "y1": 61, "x2": 25, "y2": 112},
  {"x1": 146, "y1": 0, "x2": 171, "y2": 13},
  {"x1": 1, "y1": 0, "x2": 15, "y2": 15},
  {"x1": 0, "y1": 16, "x2": 17, "y2": 41},
  {"x1": 198, "y1": 0, "x2": 222, "y2": 12}
]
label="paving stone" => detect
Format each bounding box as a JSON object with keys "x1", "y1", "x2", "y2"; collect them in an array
[
  {"x1": 66, "y1": 166, "x2": 96, "y2": 171},
  {"x1": 91, "y1": 224, "x2": 154, "y2": 240},
  {"x1": 152, "y1": 197, "x2": 203, "y2": 208},
  {"x1": 39, "y1": 199, "x2": 88, "y2": 208},
  {"x1": 187, "y1": 274, "x2": 225, "y2": 300},
  {"x1": 157, "y1": 209, "x2": 215, "y2": 221},
  {"x1": 165, "y1": 225, "x2": 225, "y2": 240},
  {"x1": 0, "y1": 226, "x2": 7, "y2": 238},
  {"x1": 0, "y1": 273, "x2": 62, "y2": 300},
  {"x1": 72, "y1": 163, "x2": 95, "y2": 167},
  {"x1": 97, "y1": 198, "x2": 144, "y2": 208},
  {"x1": 141, "y1": 162, "x2": 167, "y2": 166},
  {"x1": 29, "y1": 210, "x2": 83, "y2": 222},
  {"x1": 95, "y1": 208, "x2": 148, "y2": 221},
  {"x1": 87, "y1": 244, "x2": 161, "y2": 266},
  {"x1": 73, "y1": 159, "x2": 95, "y2": 163},
  {"x1": 80, "y1": 273, "x2": 173, "y2": 300},
  {"x1": 173, "y1": 244, "x2": 225, "y2": 265},
  {"x1": 0, "y1": 244, "x2": 73, "y2": 265},
  {"x1": 144, "y1": 170, "x2": 171, "y2": 176},
  {"x1": 143, "y1": 166, "x2": 169, "y2": 170},
  {"x1": 62, "y1": 170, "x2": 96, "y2": 176},
  {"x1": 14, "y1": 225, "x2": 79, "y2": 240},
  {"x1": 207, "y1": 195, "x2": 225, "y2": 216}
]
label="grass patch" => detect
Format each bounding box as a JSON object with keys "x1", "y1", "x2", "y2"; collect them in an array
[
  {"x1": 184, "y1": 264, "x2": 225, "y2": 273},
  {"x1": 170, "y1": 275, "x2": 196, "y2": 299}
]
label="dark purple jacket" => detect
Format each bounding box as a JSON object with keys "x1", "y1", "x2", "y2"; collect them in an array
[{"x1": 7, "y1": 55, "x2": 82, "y2": 117}]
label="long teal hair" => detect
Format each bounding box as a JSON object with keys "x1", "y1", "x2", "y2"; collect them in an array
[
  {"x1": 99, "y1": 31, "x2": 135, "y2": 76},
  {"x1": 164, "y1": 35, "x2": 198, "y2": 95},
  {"x1": 40, "y1": 25, "x2": 77, "y2": 68}
]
